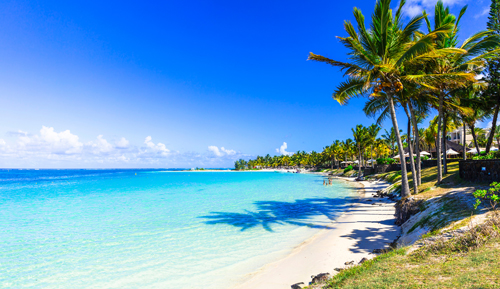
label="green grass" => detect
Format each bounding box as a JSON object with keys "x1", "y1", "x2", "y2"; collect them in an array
[
  {"x1": 376, "y1": 161, "x2": 488, "y2": 198},
  {"x1": 315, "y1": 163, "x2": 500, "y2": 288},
  {"x1": 324, "y1": 214, "x2": 500, "y2": 289},
  {"x1": 325, "y1": 240, "x2": 500, "y2": 288}
]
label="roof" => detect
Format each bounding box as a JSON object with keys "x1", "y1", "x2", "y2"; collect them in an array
[{"x1": 429, "y1": 140, "x2": 470, "y2": 153}]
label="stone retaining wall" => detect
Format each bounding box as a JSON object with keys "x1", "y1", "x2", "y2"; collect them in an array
[{"x1": 459, "y1": 159, "x2": 500, "y2": 182}]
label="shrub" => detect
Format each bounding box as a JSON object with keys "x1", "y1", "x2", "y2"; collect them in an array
[
  {"x1": 472, "y1": 151, "x2": 500, "y2": 160},
  {"x1": 376, "y1": 158, "x2": 396, "y2": 165},
  {"x1": 414, "y1": 155, "x2": 429, "y2": 161},
  {"x1": 474, "y1": 182, "x2": 500, "y2": 210},
  {"x1": 344, "y1": 165, "x2": 353, "y2": 173}
]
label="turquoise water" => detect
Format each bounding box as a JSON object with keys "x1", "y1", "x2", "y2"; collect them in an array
[{"x1": 0, "y1": 170, "x2": 355, "y2": 288}]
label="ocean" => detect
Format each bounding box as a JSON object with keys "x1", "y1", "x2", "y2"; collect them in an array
[{"x1": 0, "y1": 169, "x2": 356, "y2": 288}]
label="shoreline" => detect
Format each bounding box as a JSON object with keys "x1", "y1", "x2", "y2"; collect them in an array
[{"x1": 234, "y1": 177, "x2": 400, "y2": 289}]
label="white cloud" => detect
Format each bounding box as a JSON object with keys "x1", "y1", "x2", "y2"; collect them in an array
[
  {"x1": 275, "y1": 142, "x2": 293, "y2": 156},
  {"x1": 402, "y1": 0, "x2": 468, "y2": 17},
  {"x1": 144, "y1": 136, "x2": 170, "y2": 156},
  {"x1": 17, "y1": 126, "x2": 83, "y2": 155},
  {"x1": 0, "y1": 126, "x2": 250, "y2": 168},
  {"x1": 475, "y1": 7, "x2": 490, "y2": 18},
  {"x1": 208, "y1": 146, "x2": 223, "y2": 156},
  {"x1": 88, "y1": 135, "x2": 113, "y2": 154},
  {"x1": 483, "y1": 120, "x2": 493, "y2": 129},
  {"x1": 221, "y1": 147, "x2": 236, "y2": 155},
  {"x1": 208, "y1": 146, "x2": 238, "y2": 157},
  {"x1": 115, "y1": 137, "x2": 129, "y2": 148},
  {"x1": 7, "y1": 130, "x2": 28, "y2": 137}
]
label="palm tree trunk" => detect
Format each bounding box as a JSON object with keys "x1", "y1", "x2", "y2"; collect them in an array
[
  {"x1": 408, "y1": 102, "x2": 421, "y2": 186},
  {"x1": 463, "y1": 122, "x2": 467, "y2": 160},
  {"x1": 443, "y1": 113, "x2": 448, "y2": 175},
  {"x1": 388, "y1": 96, "x2": 410, "y2": 198},
  {"x1": 470, "y1": 123, "x2": 481, "y2": 155},
  {"x1": 407, "y1": 116, "x2": 418, "y2": 194},
  {"x1": 371, "y1": 145, "x2": 374, "y2": 168},
  {"x1": 358, "y1": 147, "x2": 362, "y2": 178},
  {"x1": 485, "y1": 105, "x2": 499, "y2": 153},
  {"x1": 331, "y1": 155, "x2": 334, "y2": 169},
  {"x1": 436, "y1": 92, "x2": 444, "y2": 183}
]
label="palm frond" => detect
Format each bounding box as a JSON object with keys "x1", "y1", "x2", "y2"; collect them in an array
[{"x1": 333, "y1": 77, "x2": 367, "y2": 105}]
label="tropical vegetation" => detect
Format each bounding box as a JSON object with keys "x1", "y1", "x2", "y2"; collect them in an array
[{"x1": 235, "y1": 0, "x2": 500, "y2": 200}]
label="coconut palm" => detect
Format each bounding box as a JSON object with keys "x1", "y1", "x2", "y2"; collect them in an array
[
  {"x1": 420, "y1": 1, "x2": 500, "y2": 182},
  {"x1": 352, "y1": 125, "x2": 369, "y2": 177},
  {"x1": 330, "y1": 140, "x2": 343, "y2": 168},
  {"x1": 307, "y1": 0, "x2": 473, "y2": 197},
  {"x1": 382, "y1": 128, "x2": 399, "y2": 157},
  {"x1": 423, "y1": 126, "x2": 436, "y2": 152},
  {"x1": 494, "y1": 126, "x2": 500, "y2": 147},
  {"x1": 367, "y1": 124, "x2": 381, "y2": 168}
]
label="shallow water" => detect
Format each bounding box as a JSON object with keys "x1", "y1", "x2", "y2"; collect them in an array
[{"x1": 0, "y1": 169, "x2": 355, "y2": 288}]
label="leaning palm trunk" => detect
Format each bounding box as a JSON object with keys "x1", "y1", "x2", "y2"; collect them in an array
[
  {"x1": 436, "y1": 93, "x2": 444, "y2": 183},
  {"x1": 389, "y1": 96, "x2": 411, "y2": 197},
  {"x1": 442, "y1": 113, "x2": 448, "y2": 175},
  {"x1": 463, "y1": 122, "x2": 467, "y2": 160},
  {"x1": 407, "y1": 118, "x2": 418, "y2": 194},
  {"x1": 409, "y1": 102, "x2": 421, "y2": 186},
  {"x1": 485, "y1": 106, "x2": 499, "y2": 153},
  {"x1": 358, "y1": 148, "x2": 362, "y2": 178},
  {"x1": 470, "y1": 123, "x2": 481, "y2": 155},
  {"x1": 371, "y1": 145, "x2": 374, "y2": 168}
]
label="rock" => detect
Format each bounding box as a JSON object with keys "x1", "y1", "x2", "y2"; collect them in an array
[
  {"x1": 334, "y1": 268, "x2": 344, "y2": 272},
  {"x1": 344, "y1": 260, "x2": 354, "y2": 265},
  {"x1": 359, "y1": 257, "x2": 368, "y2": 264},
  {"x1": 310, "y1": 273, "x2": 330, "y2": 284},
  {"x1": 372, "y1": 248, "x2": 385, "y2": 254},
  {"x1": 395, "y1": 197, "x2": 423, "y2": 225},
  {"x1": 291, "y1": 282, "x2": 304, "y2": 289}
]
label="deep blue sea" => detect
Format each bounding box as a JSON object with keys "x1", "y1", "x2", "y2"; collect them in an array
[{"x1": 0, "y1": 169, "x2": 356, "y2": 288}]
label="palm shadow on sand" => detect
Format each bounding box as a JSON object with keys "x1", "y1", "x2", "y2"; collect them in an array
[{"x1": 199, "y1": 196, "x2": 355, "y2": 232}]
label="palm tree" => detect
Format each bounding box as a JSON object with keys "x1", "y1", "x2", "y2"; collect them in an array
[
  {"x1": 495, "y1": 126, "x2": 500, "y2": 148},
  {"x1": 307, "y1": 0, "x2": 472, "y2": 197},
  {"x1": 367, "y1": 124, "x2": 381, "y2": 168},
  {"x1": 421, "y1": 1, "x2": 500, "y2": 182},
  {"x1": 423, "y1": 127, "x2": 436, "y2": 152},
  {"x1": 382, "y1": 128, "x2": 399, "y2": 157},
  {"x1": 352, "y1": 125, "x2": 369, "y2": 177},
  {"x1": 330, "y1": 140, "x2": 343, "y2": 168}
]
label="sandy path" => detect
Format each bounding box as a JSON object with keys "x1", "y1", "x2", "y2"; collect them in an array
[{"x1": 234, "y1": 179, "x2": 400, "y2": 289}]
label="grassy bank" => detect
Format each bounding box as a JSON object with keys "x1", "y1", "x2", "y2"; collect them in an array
[
  {"x1": 308, "y1": 162, "x2": 500, "y2": 288},
  {"x1": 323, "y1": 211, "x2": 500, "y2": 288}
]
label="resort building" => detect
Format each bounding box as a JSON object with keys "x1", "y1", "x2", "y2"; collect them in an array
[
  {"x1": 446, "y1": 126, "x2": 491, "y2": 146},
  {"x1": 447, "y1": 126, "x2": 472, "y2": 145}
]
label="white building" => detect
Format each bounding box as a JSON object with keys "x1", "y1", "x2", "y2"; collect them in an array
[{"x1": 447, "y1": 126, "x2": 491, "y2": 146}]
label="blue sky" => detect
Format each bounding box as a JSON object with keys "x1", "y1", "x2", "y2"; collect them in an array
[{"x1": 0, "y1": 0, "x2": 494, "y2": 168}]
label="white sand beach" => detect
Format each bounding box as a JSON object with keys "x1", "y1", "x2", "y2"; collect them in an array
[{"x1": 235, "y1": 178, "x2": 400, "y2": 289}]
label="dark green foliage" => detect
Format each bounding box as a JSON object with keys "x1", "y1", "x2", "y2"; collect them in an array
[
  {"x1": 474, "y1": 182, "x2": 500, "y2": 209},
  {"x1": 376, "y1": 157, "x2": 397, "y2": 165},
  {"x1": 234, "y1": 159, "x2": 248, "y2": 170},
  {"x1": 472, "y1": 150, "x2": 500, "y2": 160},
  {"x1": 344, "y1": 165, "x2": 354, "y2": 173},
  {"x1": 483, "y1": 0, "x2": 500, "y2": 152},
  {"x1": 414, "y1": 155, "x2": 429, "y2": 161}
]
